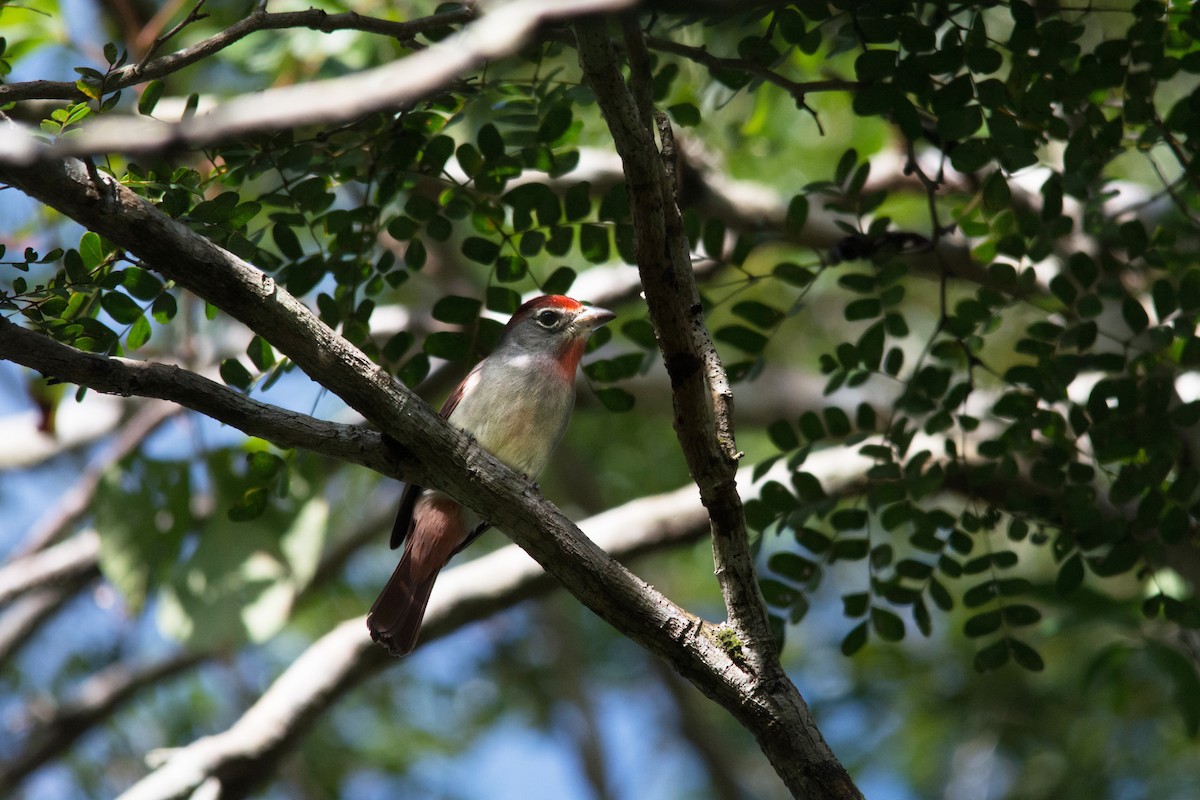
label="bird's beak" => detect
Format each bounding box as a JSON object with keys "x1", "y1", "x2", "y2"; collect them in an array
[{"x1": 576, "y1": 305, "x2": 616, "y2": 331}]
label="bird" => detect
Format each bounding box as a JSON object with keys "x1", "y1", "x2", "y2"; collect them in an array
[{"x1": 368, "y1": 295, "x2": 615, "y2": 656}]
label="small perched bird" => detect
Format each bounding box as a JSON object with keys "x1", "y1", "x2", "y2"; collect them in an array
[{"x1": 368, "y1": 295, "x2": 615, "y2": 656}]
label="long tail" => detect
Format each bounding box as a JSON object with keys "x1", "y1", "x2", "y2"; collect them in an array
[{"x1": 367, "y1": 549, "x2": 439, "y2": 657}]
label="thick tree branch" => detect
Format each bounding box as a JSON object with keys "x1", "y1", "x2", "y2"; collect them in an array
[{"x1": 575, "y1": 18, "x2": 861, "y2": 798}]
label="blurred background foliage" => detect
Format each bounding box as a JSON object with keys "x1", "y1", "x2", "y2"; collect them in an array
[{"x1": 2, "y1": 0, "x2": 1199, "y2": 797}]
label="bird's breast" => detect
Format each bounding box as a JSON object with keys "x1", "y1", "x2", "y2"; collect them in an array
[{"x1": 447, "y1": 358, "x2": 576, "y2": 477}]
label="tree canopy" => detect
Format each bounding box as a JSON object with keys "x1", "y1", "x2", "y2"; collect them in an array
[{"x1": 1, "y1": 1, "x2": 1199, "y2": 798}]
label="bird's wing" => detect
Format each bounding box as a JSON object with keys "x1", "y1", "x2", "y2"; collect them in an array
[
  {"x1": 438, "y1": 361, "x2": 483, "y2": 420},
  {"x1": 389, "y1": 480, "x2": 423, "y2": 549},
  {"x1": 389, "y1": 362, "x2": 485, "y2": 549}
]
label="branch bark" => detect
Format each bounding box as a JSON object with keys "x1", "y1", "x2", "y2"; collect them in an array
[{"x1": 574, "y1": 17, "x2": 861, "y2": 798}]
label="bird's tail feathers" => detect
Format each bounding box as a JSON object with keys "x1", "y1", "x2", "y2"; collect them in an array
[{"x1": 367, "y1": 550, "x2": 439, "y2": 657}]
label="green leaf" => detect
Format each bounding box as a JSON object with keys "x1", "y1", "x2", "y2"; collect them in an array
[
  {"x1": 478, "y1": 123, "x2": 505, "y2": 159},
  {"x1": 246, "y1": 335, "x2": 275, "y2": 371},
  {"x1": 937, "y1": 104, "x2": 983, "y2": 140},
  {"x1": 1057, "y1": 553, "x2": 1084, "y2": 593},
  {"x1": 461, "y1": 236, "x2": 500, "y2": 264},
  {"x1": 733, "y1": 301, "x2": 783, "y2": 329},
  {"x1": 273, "y1": 224, "x2": 302, "y2": 260},
  {"x1": 785, "y1": 195, "x2": 808, "y2": 236},
  {"x1": 715, "y1": 325, "x2": 768, "y2": 354},
  {"x1": 495, "y1": 254, "x2": 528, "y2": 282},
  {"x1": 80, "y1": 231, "x2": 106, "y2": 269},
  {"x1": 1003, "y1": 604, "x2": 1041, "y2": 626},
  {"x1": 244, "y1": 451, "x2": 283, "y2": 482},
  {"x1": 769, "y1": 552, "x2": 817, "y2": 583},
  {"x1": 824, "y1": 407, "x2": 852, "y2": 437},
  {"x1": 189, "y1": 192, "x2": 240, "y2": 224},
  {"x1": 151, "y1": 293, "x2": 177, "y2": 324},
  {"x1": 579, "y1": 224, "x2": 610, "y2": 263},
  {"x1": 138, "y1": 79, "x2": 164, "y2": 115},
  {"x1": 949, "y1": 138, "x2": 994, "y2": 173},
  {"x1": 424, "y1": 331, "x2": 472, "y2": 362},
  {"x1": 432, "y1": 295, "x2": 481, "y2": 325},
  {"x1": 841, "y1": 620, "x2": 869, "y2": 656},
  {"x1": 228, "y1": 486, "x2": 268, "y2": 522},
  {"x1": 220, "y1": 358, "x2": 253, "y2": 390},
  {"x1": 871, "y1": 607, "x2": 905, "y2": 641},
  {"x1": 543, "y1": 266, "x2": 576, "y2": 295},
  {"x1": 119, "y1": 267, "x2": 163, "y2": 300},
  {"x1": 564, "y1": 182, "x2": 592, "y2": 221},
  {"x1": 767, "y1": 419, "x2": 798, "y2": 451},
  {"x1": 101, "y1": 291, "x2": 142, "y2": 324},
  {"x1": 1008, "y1": 638, "x2": 1045, "y2": 671},
  {"x1": 1121, "y1": 296, "x2": 1149, "y2": 333},
  {"x1": 774, "y1": 262, "x2": 814, "y2": 287},
  {"x1": 843, "y1": 592, "x2": 870, "y2": 617},
  {"x1": 383, "y1": 331, "x2": 413, "y2": 362},
  {"x1": 125, "y1": 315, "x2": 151, "y2": 349},
  {"x1": 964, "y1": 610, "x2": 1002, "y2": 638},
  {"x1": 456, "y1": 142, "x2": 484, "y2": 177},
  {"x1": 759, "y1": 578, "x2": 799, "y2": 606},
  {"x1": 831, "y1": 508, "x2": 867, "y2": 531},
  {"x1": 973, "y1": 639, "x2": 1010, "y2": 672},
  {"x1": 845, "y1": 298, "x2": 881, "y2": 321},
  {"x1": 928, "y1": 577, "x2": 954, "y2": 610},
  {"x1": 595, "y1": 387, "x2": 635, "y2": 412},
  {"x1": 855, "y1": 49, "x2": 897, "y2": 81},
  {"x1": 94, "y1": 462, "x2": 190, "y2": 612},
  {"x1": 583, "y1": 353, "x2": 643, "y2": 382},
  {"x1": 668, "y1": 103, "x2": 701, "y2": 126}
]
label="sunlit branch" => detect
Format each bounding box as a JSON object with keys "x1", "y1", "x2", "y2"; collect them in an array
[
  {"x1": 0, "y1": 0, "x2": 634, "y2": 163},
  {"x1": 115, "y1": 481, "x2": 712, "y2": 800},
  {"x1": 0, "y1": 6, "x2": 475, "y2": 105}
]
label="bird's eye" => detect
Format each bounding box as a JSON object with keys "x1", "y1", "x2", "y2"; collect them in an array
[{"x1": 535, "y1": 309, "x2": 560, "y2": 328}]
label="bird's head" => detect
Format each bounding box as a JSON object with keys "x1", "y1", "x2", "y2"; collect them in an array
[{"x1": 498, "y1": 295, "x2": 615, "y2": 377}]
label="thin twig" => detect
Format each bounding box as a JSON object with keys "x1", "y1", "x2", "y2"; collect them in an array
[{"x1": 134, "y1": 0, "x2": 211, "y2": 75}]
